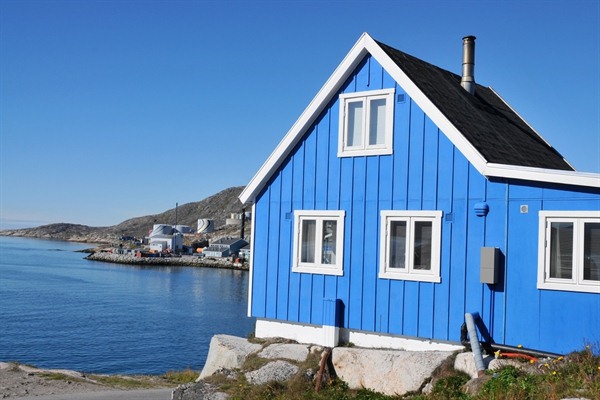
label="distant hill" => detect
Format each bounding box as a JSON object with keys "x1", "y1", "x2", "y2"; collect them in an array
[{"x1": 0, "y1": 186, "x2": 246, "y2": 244}]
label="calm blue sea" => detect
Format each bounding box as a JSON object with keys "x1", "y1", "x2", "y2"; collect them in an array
[{"x1": 0, "y1": 236, "x2": 254, "y2": 374}]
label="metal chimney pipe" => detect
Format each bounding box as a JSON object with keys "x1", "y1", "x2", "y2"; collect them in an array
[{"x1": 460, "y1": 35, "x2": 476, "y2": 95}]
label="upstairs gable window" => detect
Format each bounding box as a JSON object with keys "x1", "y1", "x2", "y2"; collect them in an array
[{"x1": 338, "y1": 89, "x2": 395, "y2": 157}]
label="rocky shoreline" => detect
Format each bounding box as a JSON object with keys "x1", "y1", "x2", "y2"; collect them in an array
[
  {"x1": 85, "y1": 251, "x2": 249, "y2": 271},
  {"x1": 0, "y1": 362, "x2": 174, "y2": 398},
  {"x1": 3, "y1": 335, "x2": 593, "y2": 400}
]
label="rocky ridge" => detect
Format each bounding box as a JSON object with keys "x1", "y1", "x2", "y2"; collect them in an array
[{"x1": 0, "y1": 186, "x2": 246, "y2": 244}]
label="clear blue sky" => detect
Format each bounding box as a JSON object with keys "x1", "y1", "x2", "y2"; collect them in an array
[{"x1": 1, "y1": 0, "x2": 598, "y2": 229}]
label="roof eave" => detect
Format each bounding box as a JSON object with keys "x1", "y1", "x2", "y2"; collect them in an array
[{"x1": 484, "y1": 163, "x2": 600, "y2": 188}]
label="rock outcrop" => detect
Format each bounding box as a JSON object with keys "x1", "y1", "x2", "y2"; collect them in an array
[
  {"x1": 454, "y1": 351, "x2": 494, "y2": 378},
  {"x1": 331, "y1": 347, "x2": 454, "y2": 396},
  {"x1": 172, "y1": 381, "x2": 229, "y2": 400},
  {"x1": 257, "y1": 343, "x2": 310, "y2": 362},
  {"x1": 198, "y1": 335, "x2": 262, "y2": 380},
  {"x1": 244, "y1": 360, "x2": 300, "y2": 385},
  {"x1": 194, "y1": 335, "x2": 457, "y2": 397}
]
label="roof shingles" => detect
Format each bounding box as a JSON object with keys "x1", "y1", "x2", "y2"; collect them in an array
[{"x1": 376, "y1": 41, "x2": 573, "y2": 171}]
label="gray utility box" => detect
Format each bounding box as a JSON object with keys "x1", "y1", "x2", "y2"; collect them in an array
[{"x1": 480, "y1": 247, "x2": 500, "y2": 284}]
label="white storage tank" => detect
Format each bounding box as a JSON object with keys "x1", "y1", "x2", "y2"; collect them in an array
[{"x1": 197, "y1": 219, "x2": 214, "y2": 233}]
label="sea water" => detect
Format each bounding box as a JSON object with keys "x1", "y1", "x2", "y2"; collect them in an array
[{"x1": 0, "y1": 236, "x2": 254, "y2": 374}]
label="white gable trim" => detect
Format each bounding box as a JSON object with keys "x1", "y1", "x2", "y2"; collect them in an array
[
  {"x1": 239, "y1": 33, "x2": 372, "y2": 204},
  {"x1": 363, "y1": 36, "x2": 490, "y2": 173},
  {"x1": 240, "y1": 33, "x2": 600, "y2": 204}
]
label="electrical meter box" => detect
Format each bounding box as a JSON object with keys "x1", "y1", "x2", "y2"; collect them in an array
[{"x1": 480, "y1": 247, "x2": 500, "y2": 284}]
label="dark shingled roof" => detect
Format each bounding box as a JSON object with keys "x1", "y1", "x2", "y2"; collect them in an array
[{"x1": 376, "y1": 41, "x2": 573, "y2": 171}]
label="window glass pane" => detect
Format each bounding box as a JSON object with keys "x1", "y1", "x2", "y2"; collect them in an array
[
  {"x1": 414, "y1": 221, "x2": 432, "y2": 270},
  {"x1": 549, "y1": 222, "x2": 573, "y2": 279},
  {"x1": 389, "y1": 221, "x2": 406, "y2": 269},
  {"x1": 301, "y1": 219, "x2": 316, "y2": 263},
  {"x1": 347, "y1": 101, "x2": 363, "y2": 147},
  {"x1": 368, "y1": 98, "x2": 386, "y2": 146},
  {"x1": 583, "y1": 222, "x2": 600, "y2": 281},
  {"x1": 321, "y1": 220, "x2": 337, "y2": 265}
]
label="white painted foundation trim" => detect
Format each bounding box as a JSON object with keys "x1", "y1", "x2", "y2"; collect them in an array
[
  {"x1": 254, "y1": 319, "x2": 463, "y2": 352},
  {"x1": 323, "y1": 324, "x2": 340, "y2": 348},
  {"x1": 342, "y1": 331, "x2": 463, "y2": 352},
  {"x1": 255, "y1": 319, "x2": 324, "y2": 345}
]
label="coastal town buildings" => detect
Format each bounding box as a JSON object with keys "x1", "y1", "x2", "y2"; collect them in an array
[{"x1": 203, "y1": 237, "x2": 249, "y2": 258}]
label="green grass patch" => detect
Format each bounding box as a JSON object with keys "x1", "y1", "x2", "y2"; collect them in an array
[
  {"x1": 38, "y1": 372, "x2": 87, "y2": 383},
  {"x1": 162, "y1": 369, "x2": 199, "y2": 384},
  {"x1": 87, "y1": 374, "x2": 161, "y2": 389}
]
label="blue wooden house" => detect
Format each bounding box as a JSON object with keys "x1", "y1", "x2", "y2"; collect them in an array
[{"x1": 239, "y1": 33, "x2": 600, "y2": 355}]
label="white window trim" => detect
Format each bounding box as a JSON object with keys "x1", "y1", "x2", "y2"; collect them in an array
[
  {"x1": 379, "y1": 210, "x2": 442, "y2": 283},
  {"x1": 292, "y1": 210, "x2": 345, "y2": 276},
  {"x1": 537, "y1": 210, "x2": 600, "y2": 294},
  {"x1": 338, "y1": 88, "x2": 395, "y2": 157}
]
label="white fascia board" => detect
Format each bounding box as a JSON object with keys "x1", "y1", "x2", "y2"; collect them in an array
[
  {"x1": 484, "y1": 163, "x2": 600, "y2": 188},
  {"x1": 362, "y1": 35, "x2": 490, "y2": 175},
  {"x1": 239, "y1": 33, "x2": 372, "y2": 204}
]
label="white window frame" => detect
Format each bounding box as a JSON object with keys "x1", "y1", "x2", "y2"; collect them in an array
[
  {"x1": 338, "y1": 88, "x2": 395, "y2": 157},
  {"x1": 379, "y1": 210, "x2": 442, "y2": 282},
  {"x1": 538, "y1": 211, "x2": 600, "y2": 294},
  {"x1": 292, "y1": 210, "x2": 345, "y2": 276}
]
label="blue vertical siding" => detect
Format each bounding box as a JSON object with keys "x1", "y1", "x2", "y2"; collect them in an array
[
  {"x1": 483, "y1": 179, "x2": 508, "y2": 343},
  {"x1": 252, "y1": 188, "x2": 270, "y2": 318},
  {"x1": 276, "y1": 159, "x2": 293, "y2": 321},
  {"x1": 505, "y1": 199, "x2": 542, "y2": 346},
  {"x1": 433, "y1": 133, "x2": 455, "y2": 340},
  {"x1": 465, "y1": 165, "x2": 486, "y2": 327},
  {"x1": 362, "y1": 157, "x2": 380, "y2": 332},
  {"x1": 250, "y1": 54, "x2": 600, "y2": 354},
  {"x1": 265, "y1": 173, "x2": 282, "y2": 319},
  {"x1": 417, "y1": 118, "x2": 440, "y2": 338},
  {"x1": 348, "y1": 157, "x2": 366, "y2": 329}
]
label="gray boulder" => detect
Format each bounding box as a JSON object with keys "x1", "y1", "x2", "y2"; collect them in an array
[
  {"x1": 258, "y1": 343, "x2": 310, "y2": 362},
  {"x1": 488, "y1": 358, "x2": 525, "y2": 371},
  {"x1": 244, "y1": 360, "x2": 299, "y2": 385},
  {"x1": 172, "y1": 381, "x2": 229, "y2": 400},
  {"x1": 454, "y1": 352, "x2": 494, "y2": 378},
  {"x1": 199, "y1": 335, "x2": 262, "y2": 380},
  {"x1": 332, "y1": 347, "x2": 453, "y2": 396}
]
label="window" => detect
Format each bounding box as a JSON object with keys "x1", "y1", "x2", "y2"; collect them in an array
[
  {"x1": 379, "y1": 210, "x2": 442, "y2": 282},
  {"x1": 338, "y1": 89, "x2": 395, "y2": 157},
  {"x1": 538, "y1": 211, "x2": 600, "y2": 293},
  {"x1": 292, "y1": 210, "x2": 345, "y2": 275}
]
